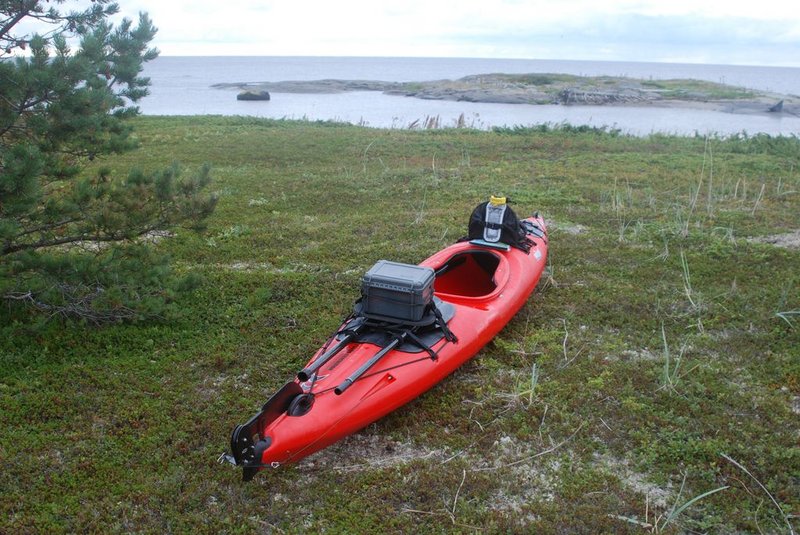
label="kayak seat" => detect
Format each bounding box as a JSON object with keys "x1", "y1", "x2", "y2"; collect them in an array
[{"x1": 434, "y1": 251, "x2": 500, "y2": 297}]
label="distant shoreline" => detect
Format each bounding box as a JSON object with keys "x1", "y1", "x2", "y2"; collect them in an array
[{"x1": 212, "y1": 73, "x2": 799, "y2": 116}]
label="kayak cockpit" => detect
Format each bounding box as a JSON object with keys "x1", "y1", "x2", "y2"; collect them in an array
[{"x1": 433, "y1": 250, "x2": 508, "y2": 299}]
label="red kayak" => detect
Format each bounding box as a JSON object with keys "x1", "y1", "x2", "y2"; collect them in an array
[{"x1": 223, "y1": 213, "x2": 548, "y2": 480}]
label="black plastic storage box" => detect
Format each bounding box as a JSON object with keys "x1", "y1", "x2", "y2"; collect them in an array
[{"x1": 361, "y1": 260, "x2": 435, "y2": 322}]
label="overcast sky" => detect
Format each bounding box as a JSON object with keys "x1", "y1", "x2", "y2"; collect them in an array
[{"x1": 107, "y1": 1, "x2": 799, "y2": 66}]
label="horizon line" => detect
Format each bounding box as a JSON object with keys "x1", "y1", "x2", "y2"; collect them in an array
[{"x1": 146, "y1": 55, "x2": 800, "y2": 69}]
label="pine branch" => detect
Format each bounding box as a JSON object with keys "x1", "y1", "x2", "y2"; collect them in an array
[
  {"x1": 0, "y1": 2, "x2": 212, "y2": 325},
  {"x1": 2, "y1": 224, "x2": 165, "y2": 256},
  {"x1": 0, "y1": 2, "x2": 34, "y2": 42},
  {"x1": 2, "y1": 285, "x2": 144, "y2": 324}
]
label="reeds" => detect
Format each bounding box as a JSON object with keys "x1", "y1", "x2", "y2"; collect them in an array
[{"x1": 776, "y1": 309, "x2": 799, "y2": 328}]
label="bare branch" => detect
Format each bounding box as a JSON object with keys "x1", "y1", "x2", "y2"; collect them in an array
[
  {"x1": 2, "y1": 285, "x2": 146, "y2": 325},
  {"x1": 2, "y1": 223, "x2": 167, "y2": 256},
  {"x1": 0, "y1": 2, "x2": 35, "y2": 42}
]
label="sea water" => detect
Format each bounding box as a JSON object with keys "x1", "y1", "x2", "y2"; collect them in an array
[{"x1": 139, "y1": 56, "x2": 800, "y2": 136}]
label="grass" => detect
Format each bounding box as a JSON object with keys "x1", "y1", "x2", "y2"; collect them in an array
[
  {"x1": 494, "y1": 74, "x2": 758, "y2": 101},
  {"x1": 394, "y1": 73, "x2": 768, "y2": 107},
  {"x1": 494, "y1": 73, "x2": 761, "y2": 101},
  {"x1": 640, "y1": 79, "x2": 757, "y2": 100},
  {"x1": 1, "y1": 116, "x2": 799, "y2": 533}
]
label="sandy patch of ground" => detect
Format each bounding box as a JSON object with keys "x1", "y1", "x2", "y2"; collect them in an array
[
  {"x1": 55, "y1": 230, "x2": 175, "y2": 252},
  {"x1": 299, "y1": 432, "x2": 451, "y2": 473},
  {"x1": 616, "y1": 348, "x2": 661, "y2": 362},
  {"x1": 747, "y1": 229, "x2": 800, "y2": 250},
  {"x1": 545, "y1": 219, "x2": 587, "y2": 235},
  {"x1": 594, "y1": 453, "x2": 673, "y2": 509},
  {"x1": 192, "y1": 261, "x2": 325, "y2": 274}
]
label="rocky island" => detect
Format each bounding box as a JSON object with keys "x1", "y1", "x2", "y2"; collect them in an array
[{"x1": 213, "y1": 73, "x2": 798, "y2": 116}]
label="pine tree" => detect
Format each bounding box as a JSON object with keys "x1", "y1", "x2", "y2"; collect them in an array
[{"x1": 0, "y1": 1, "x2": 217, "y2": 323}]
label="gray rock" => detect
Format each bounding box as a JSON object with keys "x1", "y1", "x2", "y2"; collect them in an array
[
  {"x1": 768, "y1": 100, "x2": 784, "y2": 113},
  {"x1": 237, "y1": 90, "x2": 270, "y2": 101}
]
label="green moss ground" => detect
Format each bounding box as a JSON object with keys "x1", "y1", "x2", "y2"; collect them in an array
[{"x1": 1, "y1": 117, "x2": 798, "y2": 533}]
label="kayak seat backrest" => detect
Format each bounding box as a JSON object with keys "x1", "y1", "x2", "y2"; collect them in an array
[{"x1": 434, "y1": 251, "x2": 499, "y2": 297}]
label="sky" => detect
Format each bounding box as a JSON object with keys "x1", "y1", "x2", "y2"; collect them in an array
[{"x1": 26, "y1": 1, "x2": 800, "y2": 66}]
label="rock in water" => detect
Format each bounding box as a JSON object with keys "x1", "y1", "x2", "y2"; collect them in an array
[
  {"x1": 237, "y1": 90, "x2": 271, "y2": 101},
  {"x1": 768, "y1": 100, "x2": 784, "y2": 113}
]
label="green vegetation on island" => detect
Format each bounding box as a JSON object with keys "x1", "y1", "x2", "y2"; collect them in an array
[{"x1": 2, "y1": 116, "x2": 798, "y2": 533}]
